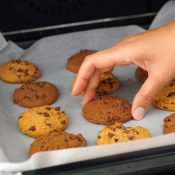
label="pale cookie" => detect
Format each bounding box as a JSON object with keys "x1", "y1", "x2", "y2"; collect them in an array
[
  {"x1": 83, "y1": 96, "x2": 132, "y2": 125},
  {"x1": 18, "y1": 106, "x2": 69, "y2": 137},
  {"x1": 0, "y1": 59, "x2": 41, "y2": 83},
  {"x1": 96, "y1": 123, "x2": 152, "y2": 145},
  {"x1": 13, "y1": 81, "x2": 59, "y2": 108},
  {"x1": 29, "y1": 131, "x2": 87, "y2": 156}
]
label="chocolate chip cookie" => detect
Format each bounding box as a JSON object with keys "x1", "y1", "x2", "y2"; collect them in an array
[
  {"x1": 83, "y1": 96, "x2": 132, "y2": 125},
  {"x1": 29, "y1": 131, "x2": 87, "y2": 156},
  {"x1": 96, "y1": 122, "x2": 152, "y2": 145},
  {"x1": 67, "y1": 50, "x2": 96, "y2": 73},
  {"x1": 0, "y1": 59, "x2": 41, "y2": 83},
  {"x1": 18, "y1": 106, "x2": 69, "y2": 137},
  {"x1": 13, "y1": 81, "x2": 59, "y2": 108}
]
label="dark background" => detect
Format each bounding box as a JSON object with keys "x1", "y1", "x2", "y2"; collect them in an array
[{"x1": 0, "y1": 0, "x2": 168, "y2": 32}]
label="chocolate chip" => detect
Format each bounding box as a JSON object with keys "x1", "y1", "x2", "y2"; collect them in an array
[
  {"x1": 61, "y1": 120, "x2": 66, "y2": 125},
  {"x1": 108, "y1": 132, "x2": 114, "y2": 138},
  {"x1": 17, "y1": 69, "x2": 23, "y2": 73},
  {"x1": 23, "y1": 96, "x2": 31, "y2": 100},
  {"x1": 18, "y1": 116, "x2": 23, "y2": 119},
  {"x1": 69, "y1": 135, "x2": 74, "y2": 139},
  {"x1": 15, "y1": 59, "x2": 22, "y2": 64},
  {"x1": 24, "y1": 71, "x2": 29, "y2": 76},
  {"x1": 128, "y1": 136, "x2": 135, "y2": 140},
  {"x1": 169, "y1": 83, "x2": 174, "y2": 87},
  {"x1": 76, "y1": 136, "x2": 83, "y2": 142},
  {"x1": 46, "y1": 123, "x2": 51, "y2": 127},
  {"x1": 109, "y1": 83, "x2": 114, "y2": 88},
  {"x1": 102, "y1": 90, "x2": 108, "y2": 94},
  {"x1": 55, "y1": 107, "x2": 60, "y2": 111},
  {"x1": 35, "y1": 94, "x2": 40, "y2": 100},
  {"x1": 114, "y1": 138, "x2": 118, "y2": 142},
  {"x1": 167, "y1": 92, "x2": 175, "y2": 97},
  {"x1": 9, "y1": 67, "x2": 13, "y2": 70},
  {"x1": 45, "y1": 107, "x2": 51, "y2": 110},
  {"x1": 163, "y1": 106, "x2": 168, "y2": 110},
  {"x1": 43, "y1": 112, "x2": 50, "y2": 117},
  {"x1": 97, "y1": 135, "x2": 101, "y2": 139},
  {"x1": 29, "y1": 126, "x2": 36, "y2": 131},
  {"x1": 37, "y1": 112, "x2": 43, "y2": 115}
]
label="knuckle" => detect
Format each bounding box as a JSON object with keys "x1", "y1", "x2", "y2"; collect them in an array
[
  {"x1": 84, "y1": 55, "x2": 92, "y2": 63},
  {"x1": 140, "y1": 94, "x2": 154, "y2": 103}
]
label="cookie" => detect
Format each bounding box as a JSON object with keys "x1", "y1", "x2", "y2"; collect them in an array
[
  {"x1": 83, "y1": 96, "x2": 132, "y2": 125},
  {"x1": 153, "y1": 79, "x2": 175, "y2": 111},
  {"x1": 0, "y1": 59, "x2": 41, "y2": 83},
  {"x1": 13, "y1": 81, "x2": 59, "y2": 108},
  {"x1": 163, "y1": 113, "x2": 175, "y2": 134},
  {"x1": 97, "y1": 73, "x2": 120, "y2": 95},
  {"x1": 67, "y1": 50, "x2": 96, "y2": 73},
  {"x1": 135, "y1": 67, "x2": 148, "y2": 83},
  {"x1": 72, "y1": 73, "x2": 120, "y2": 95},
  {"x1": 29, "y1": 131, "x2": 87, "y2": 156},
  {"x1": 18, "y1": 106, "x2": 69, "y2": 137},
  {"x1": 96, "y1": 122, "x2": 151, "y2": 145}
]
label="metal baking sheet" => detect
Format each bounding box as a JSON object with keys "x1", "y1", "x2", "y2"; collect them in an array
[{"x1": 0, "y1": 23, "x2": 175, "y2": 173}]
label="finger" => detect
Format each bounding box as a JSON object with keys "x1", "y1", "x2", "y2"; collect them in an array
[
  {"x1": 101, "y1": 66, "x2": 114, "y2": 73},
  {"x1": 72, "y1": 46, "x2": 133, "y2": 96},
  {"x1": 82, "y1": 70, "x2": 100, "y2": 106},
  {"x1": 132, "y1": 74, "x2": 167, "y2": 120}
]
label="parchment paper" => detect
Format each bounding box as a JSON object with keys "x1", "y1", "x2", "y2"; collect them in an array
[
  {"x1": 0, "y1": 1, "x2": 175, "y2": 172},
  {"x1": 150, "y1": 0, "x2": 175, "y2": 29}
]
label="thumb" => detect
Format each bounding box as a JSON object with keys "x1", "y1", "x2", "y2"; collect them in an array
[{"x1": 132, "y1": 75, "x2": 166, "y2": 120}]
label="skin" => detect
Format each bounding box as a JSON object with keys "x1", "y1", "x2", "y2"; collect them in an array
[{"x1": 72, "y1": 21, "x2": 175, "y2": 120}]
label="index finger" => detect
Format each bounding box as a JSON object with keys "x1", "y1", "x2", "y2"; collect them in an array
[{"x1": 72, "y1": 47, "x2": 129, "y2": 96}]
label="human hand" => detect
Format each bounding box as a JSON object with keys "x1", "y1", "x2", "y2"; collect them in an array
[{"x1": 72, "y1": 21, "x2": 175, "y2": 120}]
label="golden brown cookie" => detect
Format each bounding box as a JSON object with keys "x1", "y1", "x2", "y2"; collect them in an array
[
  {"x1": 135, "y1": 67, "x2": 148, "y2": 83},
  {"x1": 72, "y1": 73, "x2": 120, "y2": 95},
  {"x1": 29, "y1": 131, "x2": 87, "y2": 156},
  {"x1": 96, "y1": 123, "x2": 152, "y2": 145},
  {"x1": 13, "y1": 81, "x2": 59, "y2": 108},
  {"x1": 0, "y1": 59, "x2": 41, "y2": 83},
  {"x1": 83, "y1": 96, "x2": 132, "y2": 125},
  {"x1": 67, "y1": 50, "x2": 96, "y2": 73},
  {"x1": 163, "y1": 113, "x2": 175, "y2": 134},
  {"x1": 18, "y1": 106, "x2": 69, "y2": 137},
  {"x1": 153, "y1": 79, "x2": 175, "y2": 111}
]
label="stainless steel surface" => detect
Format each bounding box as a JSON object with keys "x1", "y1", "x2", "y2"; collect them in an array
[{"x1": 3, "y1": 12, "x2": 156, "y2": 36}]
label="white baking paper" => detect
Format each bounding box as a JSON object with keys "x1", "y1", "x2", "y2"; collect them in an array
[
  {"x1": 150, "y1": 0, "x2": 175, "y2": 29},
  {"x1": 0, "y1": 9, "x2": 175, "y2": 173}
]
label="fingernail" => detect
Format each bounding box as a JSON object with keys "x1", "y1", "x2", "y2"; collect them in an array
[{"x1": 133, "y1": 107, "x2": 146, "y2": 120}]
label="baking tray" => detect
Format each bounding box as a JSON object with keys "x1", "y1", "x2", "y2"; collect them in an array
[
  {"x1": 0, "y1": 25, "x2": 174, "y2": 174},
  {"x1": 1, "y1": 1, "x2": 175, "y2": 173}
]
